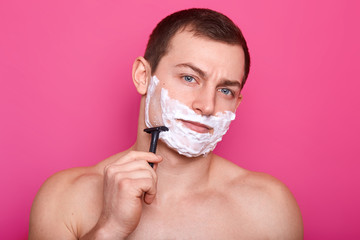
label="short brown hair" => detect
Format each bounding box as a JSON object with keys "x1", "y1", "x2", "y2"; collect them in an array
[{"x1": 144, "y1": 8, "x2": 250, "y2": 89}]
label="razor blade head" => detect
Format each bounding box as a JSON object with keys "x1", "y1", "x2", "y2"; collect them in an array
[{"x1": 144, "y1": 126, "x2": 169, "y2": 134}]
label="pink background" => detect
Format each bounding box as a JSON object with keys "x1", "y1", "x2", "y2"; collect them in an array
[{"x1": 1, "y1": 0, "x2": 359, "y2": 239}]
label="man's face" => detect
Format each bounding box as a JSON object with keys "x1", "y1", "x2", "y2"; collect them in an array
[{"x1": 148, "y1": 29, "x2": 245, "y2": 135}]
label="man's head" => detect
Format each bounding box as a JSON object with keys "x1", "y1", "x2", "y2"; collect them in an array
[
  {"x1": 132, "y1": 8, "x2": 250, "y2": 157},
  {"x1": 144, "y1": 8, "x2": 250, "y2": 89}
]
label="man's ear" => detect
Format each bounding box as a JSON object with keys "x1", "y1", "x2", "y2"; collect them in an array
[
  {"x1": 132, "y1": 56, "x2": 152, "y2": 95},
  {"x1": 236, "y1": 94, "x2": 243, "y2": 108}
]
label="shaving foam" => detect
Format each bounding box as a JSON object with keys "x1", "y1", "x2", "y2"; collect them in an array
[
  {"x1": 145, "y1": 75, "x2": 159, "y2": 128},
  {"x1": 145, "y1": 76, "x2": 235, "y2": 157}
]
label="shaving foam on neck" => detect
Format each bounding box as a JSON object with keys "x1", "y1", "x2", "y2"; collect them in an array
[{"x1": 145, "y1": 75, "x2": 235, "y2": 157}]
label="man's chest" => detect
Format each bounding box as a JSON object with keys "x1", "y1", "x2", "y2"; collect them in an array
[{"x1": 125, "y1": 202, "x2": 254, "y2": 239}]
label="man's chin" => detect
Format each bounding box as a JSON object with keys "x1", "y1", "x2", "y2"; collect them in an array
[{"x1": 159, "y1": 139, "x2": 210, "y2": 158}]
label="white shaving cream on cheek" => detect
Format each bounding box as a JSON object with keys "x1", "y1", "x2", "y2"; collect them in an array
[
  {"x1": 145, "y1": 75, "x2": 161, "y2": 128},
  {"x1": 145, "y1": 76, "x2": 235, "y2": 157},
  {"x1": 145, "y1": 75, "x2": 166, "y2": 127}
]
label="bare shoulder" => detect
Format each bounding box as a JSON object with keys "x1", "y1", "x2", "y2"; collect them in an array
[
  {"x1": 213, "y1": 156, "x2": 303, "y2": 239},
  {"x1": 29, "y1": 152, "x2": 124, "y2": 240}
]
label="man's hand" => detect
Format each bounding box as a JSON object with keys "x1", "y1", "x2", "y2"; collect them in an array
[{"x1": 81, "y1": 151, "x2": 162, "y2": 239}]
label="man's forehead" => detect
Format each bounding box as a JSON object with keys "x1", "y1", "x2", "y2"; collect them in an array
[{"x1": 163, "y1": 30, "x2": 245, "y2": 82}]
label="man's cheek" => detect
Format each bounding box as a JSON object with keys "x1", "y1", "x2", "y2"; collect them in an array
[{"x1": 149, "y1": 103, "x2": 163, "y2": 126}]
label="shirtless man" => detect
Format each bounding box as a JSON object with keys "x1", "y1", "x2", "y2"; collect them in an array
[{"x1": 29, "y1": 8, "x2": 303, "y2": 239}]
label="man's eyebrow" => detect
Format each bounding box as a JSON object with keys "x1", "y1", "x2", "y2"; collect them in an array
[
  {"x1": 175, "y1": 63, "x2": 207, "y2": 78},
  {"x1": 218, "y1": 80, "x2": 241, "y2": 89}
]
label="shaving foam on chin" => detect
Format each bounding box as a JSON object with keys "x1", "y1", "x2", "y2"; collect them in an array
[{"x1": 145, "y1": 76, "x2": 235, "y2": 158}]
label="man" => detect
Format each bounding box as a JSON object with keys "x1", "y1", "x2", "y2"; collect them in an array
[{"x1": 29, "y1": 8, "x2": 303, "y2": 239}]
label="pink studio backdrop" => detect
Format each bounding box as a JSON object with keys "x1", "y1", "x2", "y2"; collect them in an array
[{"x1": 1, "y1": 0, "x2": 359, "y2": 239}]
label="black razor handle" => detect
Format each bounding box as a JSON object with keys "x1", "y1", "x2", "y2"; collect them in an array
[{"x1": 144, "y1": 126, "x2": 169, "y2": 167}]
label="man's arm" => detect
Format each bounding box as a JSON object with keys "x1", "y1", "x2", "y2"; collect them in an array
[
  {"x1": 29, "y1": 169, "x2": 79, "y2": 240},
  {"x1": 248, "y1": 173, "x2": 304, "y2": 239},
  {"x1": 267, "y1": 178, "x2": 303, "y2": 239},
  {"x1": 29, "y1": 151, "x2": 162, "y2": 240}
]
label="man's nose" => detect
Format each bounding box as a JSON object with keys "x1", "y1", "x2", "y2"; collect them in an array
[{"x1": 192, "y1": 87, "x2": 216, "y2": 116}]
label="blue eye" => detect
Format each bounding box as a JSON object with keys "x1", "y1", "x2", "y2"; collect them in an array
[
  {"x1": 219, "y1": 88, "x2": 232, "y2": 95},
  {"x1": 183, "y1": 76, "x2": 195, "y2": 83}
]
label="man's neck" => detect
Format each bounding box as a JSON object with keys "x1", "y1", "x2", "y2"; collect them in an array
[{"x1": 157, "y1": 143, "x2": 213, "y2": 194}]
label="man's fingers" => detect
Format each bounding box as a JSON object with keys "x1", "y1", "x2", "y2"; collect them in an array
[
  {"x1": 105, "y1": 160, "x2": 158, "y2": 180},
  {"x1": 120, "y1": 178, "x2": 157, "y2": 200},
  {"x1": 113, "y1": 169, "x2": 157, "y2": 183},
  {"x1": 144, "y1": 191, "x2": 156, "y2": 204},
  {"x1": 120, "y1": 151, "x2": 163, "y2": 165},
  {"x1": 104, "y1": 151, "x2": 162, "y2": 170},
  {"x1": 102, "y1": 151, "x2": 161, "y2": 207}
]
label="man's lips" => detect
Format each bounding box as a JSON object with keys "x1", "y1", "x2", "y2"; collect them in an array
[{"x1": 179, "y1": 119, "x2": 211, "y2": 133}]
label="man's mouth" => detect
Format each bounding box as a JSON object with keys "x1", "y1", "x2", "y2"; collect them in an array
[{"x1": 178, "y1": 119, "x2": 212, "y2": 133}]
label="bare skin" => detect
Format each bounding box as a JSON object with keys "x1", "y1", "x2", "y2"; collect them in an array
[{"x1": 29, "y1": 29, "x2": 303, "y2": 239}]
